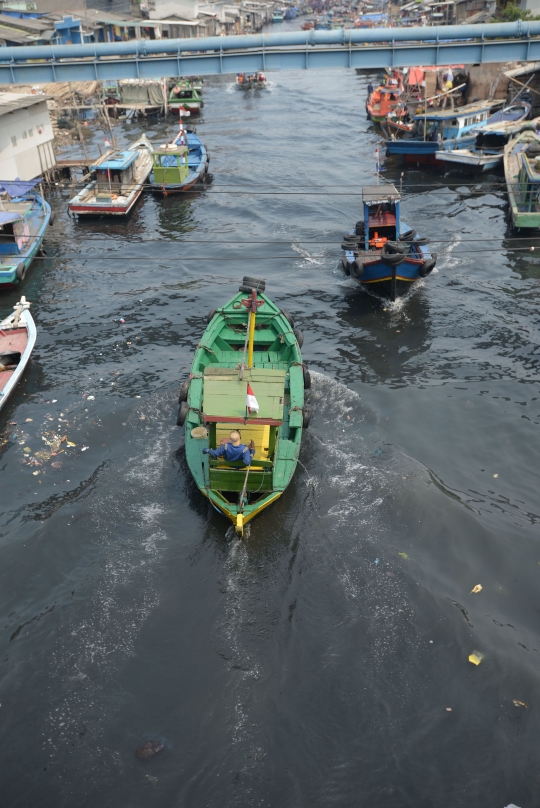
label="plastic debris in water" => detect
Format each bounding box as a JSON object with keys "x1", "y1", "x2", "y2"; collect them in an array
[
  {"x1": 146, "y1": 775, "x2": 158, "y2": 784},
  {"x1": 471, "y1": 584, "x2": 482, "y2": 594},
  {"x1": 468, "y1": 652, "x2": 484, "y2": 666},
  {"x1": 446, "y1": 708, "x2": 452, "y2": 712},
  {"x1": 399, "y1": 552, "x2": 408, "y2": 559},
  {"x1": 135, "y1": 740, "x2": 165, "y2": 760},
  {"x1": 87, "y1": 395, "x2": 95, "y2": 401},
  {"x1": 81, "y1": 447, "x2": 89, "y2": 452},
  {"x1": 23, "y1": 447, "x2": 31, "y2": 453},
  {"x1": 374, "y1": 558, "x2": 380, "y2": 565},
  {"x1": 512, "y1": 700, "x2": 527, "y2": 708},
  {"x1": 119, "y1": 318, "x2": 125, "y2": 324},
  {"x1": 25, "y1": 418, "x2": 33, "y2": 423}
]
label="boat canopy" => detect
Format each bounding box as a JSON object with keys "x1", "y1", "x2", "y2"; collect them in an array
[
  {"x1": 91, "y1": 150, "x2": 138, "y2": 172},
  {"x1": 413, "y1": 102, "x2": 492, "y2": 122},
  {"x1": 0, "y1": 178, "x2": 41, "y2": 197},
  {"x1": 362, "y1": 184, "x2": 400, "y2": 205},
  {"x1": 0, "y1": 211, "x2": 23, "y2": 225},
  {"x1": 203, "y1": 367, "x2": 286, "y2": 425}
]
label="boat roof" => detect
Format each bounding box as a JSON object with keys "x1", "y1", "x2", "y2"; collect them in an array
[
  {"x1": 203, "y1": 367, "x2": 286, "y2": 424},
  {"x1": 413, "y1": 101, "x2": 493, "y2": 121},
  {"x1": 523, "y1": 153, "x2": 540, "y2": 183},
  {"x1": 362, "y1": 184, "x2": 400, "y2": 204},
  {"x1": 91, "y1": 150, "x2": 138, "y2": 171},
  {"x1": 153, "y1": 143, "x2": 188, "y2": 155}
]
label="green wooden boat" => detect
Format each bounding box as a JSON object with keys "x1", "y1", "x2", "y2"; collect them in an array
[
  {"x1": 177, "y1": 277, "x2": 310, "y2": 537},
  {"x1": 504, "y1": 129, "x2": 540, "y2": 230},
  {"x1": 168, "y1": 81, "x2": 203, "y2": 116}
]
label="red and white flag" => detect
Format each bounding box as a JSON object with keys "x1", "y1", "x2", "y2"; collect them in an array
[{"x1": 246, "y1": 383, "x2": 259, "y2": 414}]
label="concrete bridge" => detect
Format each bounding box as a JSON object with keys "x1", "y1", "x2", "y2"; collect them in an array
[{"x1": 1, "y1": 21, "x2": 540, "y2": 84}]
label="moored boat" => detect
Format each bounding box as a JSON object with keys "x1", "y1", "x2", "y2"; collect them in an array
[
  {"x1": 178, "y1": 277, "x2": 309, "y2": 536},
  {"x1": 236, "y1": 72, "x2": 267, "y2": 90},
  {"x1": 0, "y1": 179, "x2": 51, "y2": 288},
  {"x1": 341, "y1": 184, "x2": 437, "y2": 301},
  {"x1": 504, "y1": 129, "x2": 540, "y2": 230},
  {"x1": 272, "y1": 9, "x2": 284, "y2": 21},
  {"x1": 0, "y1": 296, "x2": 36, "y2": 412},
  {"x1": 68, "y1": 138, "x2": 152, "y2": 217},
  {"x1": 435, "y1": 104, "x2": 536, "y2": 173},
  {"x1": 385, "y1": 101, "x2": 498, "y2": 165},
  {"x1": 366, "y1": 74, "x2": 405, "y2": 124},
  {"x1": 168, "y1": 81, "x2": 203, "y2": 116},
  {"x1": 147, "y1": 122, "x2": 209, "y2": 195}
]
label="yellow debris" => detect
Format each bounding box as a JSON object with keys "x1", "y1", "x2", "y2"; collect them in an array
[
  {"x1": 471, "y1": 584, "x2": 482, "y2": 594},
  {"x1": 468, "y1": 652, "x2": 484, "y2": 666}
]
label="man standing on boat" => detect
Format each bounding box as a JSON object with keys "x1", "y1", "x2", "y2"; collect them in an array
[
  {"x1": 203, "y1": 431, "x2": 255, "y2": 465},
  {"x1": 367, "y1": 80, "x2": 374, "y2": 100}
]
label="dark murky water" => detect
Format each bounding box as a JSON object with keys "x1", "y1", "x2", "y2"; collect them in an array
[{"x1": 1, "y1": 68, "x2": 540, "y2": 808}]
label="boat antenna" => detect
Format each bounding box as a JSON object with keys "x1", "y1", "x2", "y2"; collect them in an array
[{"x1": 375, "y1": 148, "x2": 379, "y2": 184}]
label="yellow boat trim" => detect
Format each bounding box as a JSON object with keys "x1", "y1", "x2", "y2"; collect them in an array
[
  {"x1": 199, "y1": 487, "x2": 283, "y2": 533},
  {"x1": 362, "y1": 276, "x2": 417, "y2": 284}
]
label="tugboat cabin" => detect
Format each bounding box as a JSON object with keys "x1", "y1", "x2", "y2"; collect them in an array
[
  {"x1": 362, "y1": 184, "x2": 400, "y2": 252},
  {"x1": 411, "y1": 101, "x2": 493, "y2": 142}
]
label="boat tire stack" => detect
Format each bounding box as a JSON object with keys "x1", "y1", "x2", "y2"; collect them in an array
[{"x1": 239, "y1": 275, "x2": 265, "y2": 294}]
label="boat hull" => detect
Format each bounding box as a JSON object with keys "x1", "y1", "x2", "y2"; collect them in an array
[
  {"x1": 69, "y1": 183, "x2": 144, "y2": 216},
  {"x1": 0, "y1": 194, "x2": 51, "y2": 288},
  {"x1": 386, "y1": 135, "x2": 477, "y2": 164},
  {"x1": 435, "y1": 149, "x2": 502, "y2": 172},
  {"x1": 0, "y1": 304, "x2": 36, "y2": 411}
]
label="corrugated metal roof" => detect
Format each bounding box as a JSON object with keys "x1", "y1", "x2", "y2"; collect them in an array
[{"x1": 0, "y1": 92, "x2": 50, "y2": 116}]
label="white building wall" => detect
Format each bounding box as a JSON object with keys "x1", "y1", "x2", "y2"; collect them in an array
[
  {"x1": 0, "y1": 98, "x2": 56, "y2": 181},
  {"x1": 148, "y1": 0, "x2": 199, "y2": 19}
]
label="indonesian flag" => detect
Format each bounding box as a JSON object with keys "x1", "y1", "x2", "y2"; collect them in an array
[
  {"x1": 178, "y1": 106, "x2": 191, "y2": 117},
  {"x1": 246, "y1": 383, "x2": 259, "y2": 414}
]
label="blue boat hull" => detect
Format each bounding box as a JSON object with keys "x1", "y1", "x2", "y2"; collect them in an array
[
  {"x1": 149, "y1": 131, "x2": 208, "y2": 194},
  {"x1": 0, "y1": 194, "x2": 51, "y2": 288},
  {"x1": 385, "y1": 135, "x2": 477, "y2": 164}
]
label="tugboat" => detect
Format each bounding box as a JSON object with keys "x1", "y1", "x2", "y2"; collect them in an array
[
  {"x1": 236, "y1": 72, "x2": 267, "y2": 90},
  {"x1": 168, "y1": 81, "x2": 203, "y2": 116},
  {"x1": 0, "y1": 179, "x2": 51, "y2": 287},
  {"x1": 341, "y1": 184, "x2": 437, "y2": 301},
  {"x1": 146, "y1": 119, "x2": 209, "y2": 195},
  {"x1": 178, "y1": 277, "x2": 310, "y2": 537},
  {"x1": 68, "y1": 138, "x2": 152, "y2": 217},
  {"x1": 504, "y1": 129, "x2": 540, "y2": 230}
]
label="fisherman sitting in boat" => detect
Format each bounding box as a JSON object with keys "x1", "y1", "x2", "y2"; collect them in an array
[{"x1": 203, "y1": 430, "x2": 255, "y2": 465}]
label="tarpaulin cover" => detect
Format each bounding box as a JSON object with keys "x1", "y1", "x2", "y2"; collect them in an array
[
  {"x1": 408, "y1": 67, "x2": 425, "y2": 85},
  {"x1": 0, "y1": 211, "x2": 22, "y2": 225},
  {"x1": 0, "y1": 178, "x2": 41, "y2": 197},
  {"x1": 120, "y1": 83, "x2": 162, "y2": 106}
]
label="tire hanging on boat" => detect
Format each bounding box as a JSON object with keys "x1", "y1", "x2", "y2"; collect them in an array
[
  {"x1": 16, "y1": 263, "x2": 26, "y2": 282},
  {"x1": 399, "y1": 228, "x2": 416, "y2": 242},
  {"x1": 341, "y1": 256, "x2": 351, "y2": 275},
  {"x1": 280, "y1": 308, "x2": 295, "y2": 328},
  {"x1": 241, "y1": 276, "x2": 266, "y2": 292},
  {"x1": 381, "y1": 242, "x2": 406, "y2": 267},
  {"x1": 206, "y1": 309, "x2": 217, "y2": 324},
  {"x1": 350, "y1": 260, "x2": 364, "y2": 280},
  {"x1": 178, "y1": 379, "x2": 190, "y2": 403},
  {"x1": 293, "y1": 328, "x2": 304, "y2": 348},
  {"x1": 302, "y1": 405, "x2": 312, "y2": 428},
  {"x1": 303, "y1": 365, "x2": 311, "y2": 389},
  {"x1": 177, "y1": 401, "x2": 189, "y2": 426},
  {"x1": 419, "y1": 255, "x2": 437, "y2": 277}
]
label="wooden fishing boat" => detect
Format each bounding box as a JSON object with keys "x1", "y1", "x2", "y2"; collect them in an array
[
  {"x1": 385, "y1": 101, "x2": 498, "y2": 166},
  {"x1": 0, "y1": 297, "x2": 36, "y2": 412},
  {"x1": 504, "y1": 129, "x2": 540, "y2": 230},
  {"x1": 272, "y1": 9, "x2": 284, "y2": 21},
  {"x1": 366, "y1": 84, "x2": 405, "y2": 124},
  {"x1": 168, "y1": 82, "x2": 203, "y2": 116},
  {"x1": 146, "y1": 122, "x2": 209, "y2": 195},
  {"x1": 185, "y1": 75, "x2": 204, "y2": 94},
  {"x1": 178, "y1": 277, "x2": 310, "y2": 537},
  {"x1": 435, "y1": 102, "x2": 534, "y2": 173},
  {"x1": 0, "y1": 179, "x2": 51, "y2": 288},
  {"x1": 236, "y1": 72, "x2": 267, "y2": 90},
  {"x1": 341, "y1": 184, "x2": 436, "y2": 301},
  {"x1": 68, "y1": 138, "x2": 152, "y2": 216}
]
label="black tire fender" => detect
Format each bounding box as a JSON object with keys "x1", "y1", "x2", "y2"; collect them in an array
[
  {"x1": 16, "y1": 262, "x2": 26, "y2": 282},
  {"x1": 176, "y1": 401, "x2": 189, "y2": 427},
  {"x1": 381, "y1": 243, "x2": 406, "y2": 267},
  {"x1": 355, "y1": 220, "x2": 365, "y2": 236},
  {"x1": 242, "y1": 275, "x2": 266, "y2": 291},
  {"x1": 206, "y1": 308, "x2": 217, "y2": 324},
  {"x1": 419, "y1": 255, "x2": 437, "y2": 278},
  {"x1": 48, "y1": 210, "x2": 55, "y2": 226},
  {"x1": 293, "y1": 328, "x2": 304, "y2": 348},
  {"x1": 341, "y1": 256, "x2": 351, "y2": 275},
  {"x1": 350, "y1": 260, "x2": 363, "y2": 280},
  {"x1": 280, "y1": 308, "x2": 295, "y2": 328},
  {"x1": 303, "y1": 365, "x2": 311, "y2": 390},
  {"x1": 302, "y1": 405, "x2": 312, "y2": 429},
  {"x1": 178, "y1": 379, "x2": 190, "y2": 403},
  {"x1": 399, "y1": 228, "x2": 416, "y2": 242}
]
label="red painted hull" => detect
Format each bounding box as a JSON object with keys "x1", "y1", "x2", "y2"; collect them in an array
[
  {"x1": 403, "y1": 153, "x2": 440, "y2": 166},
  {"x1": 70, "y1": 186, "x2": 143, "y2": 216},
  {"x1": 0, "y1": 326, "x2": 27, "y2": 393}
]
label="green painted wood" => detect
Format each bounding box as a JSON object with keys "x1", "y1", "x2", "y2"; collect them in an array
[{"x1": 183, "y1": 288, "x2": 305, "y2": 525}]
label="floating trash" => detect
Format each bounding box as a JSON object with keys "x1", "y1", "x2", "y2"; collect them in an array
[
  {"x1": 470, "y1": 585, "x2": 482, "y2": 594},
  {"x1": 468, "y1": 652, "x2": 484, "y2": 666},
  {"x1": 512, "y1": 700, "x2": 527, "y2": 708},
  {"x1": 135, "y1": 740, "x2": 165, "y2": 760}
]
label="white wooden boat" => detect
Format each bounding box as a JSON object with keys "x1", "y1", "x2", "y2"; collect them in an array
[
  {"x1": 68, "y1": 137, "x2": 153, "y2": 216},
  {"x1": 0, "y1": 296, "x2": 36, "y2": 412}
]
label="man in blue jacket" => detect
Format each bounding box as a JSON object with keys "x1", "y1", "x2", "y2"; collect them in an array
[{"x1": 203, "y1": 430, "x2": 255, "y2": 466}]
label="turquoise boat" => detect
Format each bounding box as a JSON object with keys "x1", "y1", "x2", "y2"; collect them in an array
[
  {"x1": 0, "y1": 179, "x2": 51, "y2": 288},
  {"x1": 504, "y1": 129, "x2": 540, "y2": 230}
]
